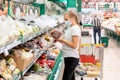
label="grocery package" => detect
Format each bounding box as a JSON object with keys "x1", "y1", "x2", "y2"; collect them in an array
[
  {"x1": 24, "y1": 74, "x2": 46, "y2": 80},
  {"x1": 51, "y1": 30, "x2": 62, "y2": 39},
  {"x1": 76, "y1": 62, "x2": 100, "y2": 77},
  {"x1": 0, "y1": 57, "x2": 20, "y2": 80},
  {"x1": 36, "y1": 52, "x2": 55, "y2": 69},
  {"x1": 10, "y1": 49, "x2": 34, "y2": 71}
]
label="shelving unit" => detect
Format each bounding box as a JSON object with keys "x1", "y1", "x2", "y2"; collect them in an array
[
  {"x1": 0, "y1": 21, "x2": 64, "y2": 80},
  {"x1": 0, "y1": 0, "x2": 65, "y2": 80},
  {"x1": 14, "y1": 50, "x2": 44, "y2": 80},
  {"x1": 104, "y1": 28, "x2": 120, "y2": 47},
  {"x1": 47, "y1": 52, "x2": 63, "y2": 80},
  {"x1": 0, "y1": 22, "x2": 63, "y2": 80}
]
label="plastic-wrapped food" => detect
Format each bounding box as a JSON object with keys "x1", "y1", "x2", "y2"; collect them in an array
[
  {"x1": 24, "y1": 74, "x2": 46, "y2": 80},
  {"x1": 51, "y1": 30, "x2": 62, "y2": 39}
]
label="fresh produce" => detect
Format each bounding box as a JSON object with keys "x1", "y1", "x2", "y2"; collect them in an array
[{"x1": 33, "y1": 63, "x2": 42, "y2": 71}]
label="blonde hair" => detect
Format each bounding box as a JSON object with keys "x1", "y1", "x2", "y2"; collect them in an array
[{"x1": 64, "y1": 11, "x2": 79, "y2": 25}]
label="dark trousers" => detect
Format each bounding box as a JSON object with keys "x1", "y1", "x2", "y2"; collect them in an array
[
  {"x1": 62, "y1": 57, "x2": 79, "y2": 80},
  {"x1": 93, "y1": 26, "x2": 101, "y2": 44}
]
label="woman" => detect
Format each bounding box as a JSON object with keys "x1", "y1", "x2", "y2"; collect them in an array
[{"x1": 57, "y1": 11, "x2": 81, "y2": 80}]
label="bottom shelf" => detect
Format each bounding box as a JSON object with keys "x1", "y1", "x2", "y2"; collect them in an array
[
  {"x1": 14, "y1": 51, "x2": 44, "y2": 80},
  {"x1": 47, "y1": 52, "x2": 63, "y2": 80},
  {"x1": 14, "y1": 51, "x2": 63, "y2": 80}
]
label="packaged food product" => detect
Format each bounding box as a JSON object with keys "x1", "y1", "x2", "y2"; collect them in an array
[{"x1": 51, "y1": 30, "x2": 62, "y2": 39}]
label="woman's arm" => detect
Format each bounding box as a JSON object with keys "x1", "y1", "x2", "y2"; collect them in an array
[
  {"x1": 115, "y1": 25, "x2": 120, "y2": 35},
  {"x1": 58, "y1": 36, "x2": 79, "y2": 49}
]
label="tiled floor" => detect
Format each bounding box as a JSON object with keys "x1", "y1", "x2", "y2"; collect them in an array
[
  {"x1": 103, "y1": 39, "x2": 120, "y2": 80},
  {"x1": 76, "y1": 28, "x2": 120, "y2": 80}
]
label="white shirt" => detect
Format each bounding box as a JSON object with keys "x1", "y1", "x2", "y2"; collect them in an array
[
  {"x1": 62, "y1": 25, "x2": 81, "y2": 58},
  {"x1": 92, "y1": 18, "x2": 101, "y2": 27}
]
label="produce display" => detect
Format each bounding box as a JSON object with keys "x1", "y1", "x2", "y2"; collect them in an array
[
  {"x1": 114, "y1": 21, "x2": 120, "y2": 35},
  {"x1": 101, "y1": 17, "x2": 120, "y2": 31},
  {"x1": 0, "y1": 57, "x2": 20, "y2": 80},
  {"x1": 0, "y1": 30, "x2": 62, "y2": 80},
  {"x1": 20, "y1": 26, "x2": 64, "y2": 80},
  {"x1": 0, "y1": 14, "x2": 65, "y2": 80},
  {"x1": 0, "y1": 15, "x2": 64, "y2": 51},
  {"x1": 0, "y1": 15, "x2": 39, "y2": 48},
  {"x1": 24, "y1": 73, "x2": 47, "y2": 80},
  {"x1": 18, "y1": 15, "x2": 64, "y2": 31}
]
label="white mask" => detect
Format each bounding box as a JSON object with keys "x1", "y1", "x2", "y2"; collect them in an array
[{"x1": 65, "y1": 20, "x2": 71, "y2": 27}]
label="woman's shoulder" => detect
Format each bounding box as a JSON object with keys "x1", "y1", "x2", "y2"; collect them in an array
[{"x1": 71, "y1": 25, "x2": 80, "y2": 29}]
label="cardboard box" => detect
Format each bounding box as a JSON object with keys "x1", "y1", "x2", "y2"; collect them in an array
[{"x1": 10, "y1": 55, "x2": 34, "y2": 71}]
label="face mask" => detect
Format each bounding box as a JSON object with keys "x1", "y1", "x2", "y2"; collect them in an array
[{"x1": 65, "y1": 20, "x2": 71, "y2": 27}]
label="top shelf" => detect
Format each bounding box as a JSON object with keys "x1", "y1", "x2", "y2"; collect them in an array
[
  {"x1": 12, "y1": 0, "x2": 35, "y2": 4},
  {"x1": 0, "y1": 22, "x2": 64, "y2": 54}
]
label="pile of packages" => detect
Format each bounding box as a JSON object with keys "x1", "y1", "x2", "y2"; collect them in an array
[
  {"x1": 21, "y1": 20, "x2": 65, "y2": 80},
  {"x1": 0, "y1": 15, "x2": 39, "y2": 48},
  {"x1": 0, "y1": 32, "x2": 62, "y2": 80},
  {"x1": 102, "y1": 17, "x2": 120, "y2": 31},
  {"x1": 0, "y1": 15, "x2": 64, "y2": 48},
  {"x1": 0, "y1": 14, "x2": 65, "y2": 80},
  {"x1": 21, "y1": 33, "x2": 62, "y2": 80},
  {"x1": 76, "y1": 61, "x2": 101, "y2": 77},
  {"x1": 0, "y1": 57, "x2": 20, "y2": 80},
  {"x1": 18, "y1": 15, "x2": 64, "y2": 32}
]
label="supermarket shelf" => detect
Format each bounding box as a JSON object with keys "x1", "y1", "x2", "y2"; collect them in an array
[
  {"x1": 23, "y1": 51, "x2": 44, "y2": 75},
  {"x1": 13, "y1": 23, "x2": 64, "y2": 80},
  {"x1": 0, "y1": 23, "x2": 64, "y2": 54},
  {"x1": 0, "y1": 40, "x2": 21, "y2": 54},
  {"x1": 47, "y1": 52, "x2": 63, "y2": 80},
  {"x1": 14, "y1": 51, "x2": 44, "y2": 80},
  {"x1": 13, "y1": 0, "x2": 35, "y2": 4},
  {"x1": 22, "y1": 32, "x2": 41, "y2": 43},
  {"x1": 54, "y1": 58, "x2": 63, "y2": 80},
  {"x1": 104, "y1": 27, "x2": 120, "y2": 47}
]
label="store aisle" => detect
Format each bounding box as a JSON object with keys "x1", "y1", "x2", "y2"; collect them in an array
[
  {"x1": 76, "y1": 28, "x2": 120, "y2": 80},
  {"x1": 103, "y1": 39, "x2": 120, "y2": 80}
]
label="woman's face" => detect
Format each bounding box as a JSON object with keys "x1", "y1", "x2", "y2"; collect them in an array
[
  {"x1": 64, "y1": 14, "x2": 69, "y2": 21},
  {"x1": 64, "y1": 15, "x2": 73, "y2": 26}
]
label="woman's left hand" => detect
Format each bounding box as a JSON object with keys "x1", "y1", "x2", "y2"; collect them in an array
[{"x1": 57, "y1": 38, "x2": 64, "y2": 43}]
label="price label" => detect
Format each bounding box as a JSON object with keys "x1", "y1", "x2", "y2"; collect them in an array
[
  {"x1": 4, "y1": 49, "x2": 9, "y2": 56},
  {"x1": 1, "y1": 47, "x2": 5, "y2": 53}
]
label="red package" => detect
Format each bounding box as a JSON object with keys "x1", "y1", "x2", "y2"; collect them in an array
[
  {"x1": 36, "y1": 60, "x2": 55, "y2": 69},
  {"x1": 51, "y1": 30, "x2": 62, "y2": 39}
]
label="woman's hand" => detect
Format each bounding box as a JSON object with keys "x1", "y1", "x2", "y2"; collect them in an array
[{"x1": 57, "y1": 38, "x2": 64, "y2": 43}]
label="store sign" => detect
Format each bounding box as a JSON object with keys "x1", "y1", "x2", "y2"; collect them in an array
[
  {"x1": 81, "y1": 8, "x2": 95, "y2": 14},
  {"x1": 36, "y1": 0, "x2": 45, "y2": 3},
  {"x1": 67, "y1": 8, "x2": 77, "y2": 12}
]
